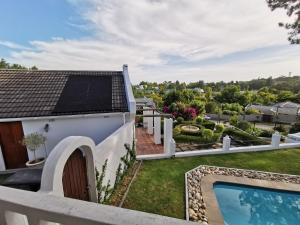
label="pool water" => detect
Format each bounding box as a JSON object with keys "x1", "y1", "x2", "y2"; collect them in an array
[{"x1": 214, "y1": 183, "x2": 300, "y2": 225}]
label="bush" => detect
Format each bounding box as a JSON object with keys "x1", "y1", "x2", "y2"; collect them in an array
[
  {"x1": 215, "y1": 124, "x2": 225, "y2": 133},
  {"x1": 237, "y1": 120, "x2": 252, "y2": 131},
  {"x1": 182, "y1": 107, "x2": 197, "y2": 120},
  {"x1": 176, "y1": 117, "x2": 184, "y2": 124},
  {"x1": 173, "y1": 134, "x2": 202, "y2": 143},
  {"x1": 212, "y1": 132, "x2": 222, "y2": 142},
  {"x1": 259, "y1": 129, "x2": 273, "y2": 138},
  {"x1": 223, "y1": 103, "x2": 243, "y2": 114},
  {"x1": 245, "y1": 108, "x2": 260, "y2": 115},
  {"x1": 202, "y1": 120, "x2": 216, "y2": 130},
  {"x1": 190, "y1": 100, "x2": 205, "y2": 114},
  {"x1": 202, "y1": 129, "x2": 213, "y2": 141},
  {"x1": 274, "y1": 125, "x2": 287, "y2": 133},
  {"x1": 223, "y1": 110, "x2": 238, "y2": 116},
  {"x1": 195, "y1": 116, "x2": 204, "y2": 124},
  {"x1": 223, "y1": 128, "x2": 269, "y2": 146},
  {"x1": 173, "y1": 126, "x2": 181, "y2": 136},
  {"x1": 229, "y1": 115, "x2": 239, "y2": 126},
  {"x1": 205, "y1": 101, "x2": 219, "y2": 114}
]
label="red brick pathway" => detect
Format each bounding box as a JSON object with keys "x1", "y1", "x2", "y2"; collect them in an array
[{"x1": 136, "y1": 128, "x2": 164, "y2": 155}]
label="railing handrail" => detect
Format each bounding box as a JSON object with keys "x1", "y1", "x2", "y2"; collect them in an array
[{"x1": 0, "y1": 186, "x2": 196, "y2": 225}]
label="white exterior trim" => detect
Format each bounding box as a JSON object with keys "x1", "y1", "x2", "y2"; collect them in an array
[
  {"x1": 122, "y1": 65, "x2": 136, "y2": 118},
  {"x1": 0, "y1": 112, "x2": 127, "y2": 123},
  {"x1": 40, "y1": 136, "x2": 97, "y2": 202}
]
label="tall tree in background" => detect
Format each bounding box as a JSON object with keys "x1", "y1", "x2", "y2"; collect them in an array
[{"x1": 267, "y1": 0, "x2": 300, "y2": 44}]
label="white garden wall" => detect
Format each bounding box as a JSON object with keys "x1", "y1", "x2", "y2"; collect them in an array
[
  {"x1": 22, "y1": 113, "x2": 125, "y2": 161},
  {"x1": 94, "y1": 121, "x2": 135, "y2": 187}
]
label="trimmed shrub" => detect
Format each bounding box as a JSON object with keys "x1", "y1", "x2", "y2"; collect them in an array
[
  {"x1": 229, "y1": 115, "x2": 239, "y2": 126},
  {"x1": 223, "y1": 128, "x2": 269, "y2": 146},
  {"x1": 259, "y1": 129, "x2": 273, "y2": 138},
  {"x1": 223, "y1": 110, "x2": 238, "y2": 116},
  {"x1": 176, "y1": 117, "x2": 184, "y2": 124},
  {"x1": 215, "y1": 124, "x2": 225, "y2": 133},
  {"x1": 237, "y1": 120, "x2": 252, "y2": 131},
  {"x1": 195, "y1": 116, "x2": 204, "y2": 124},
  {"x1": 202, "y1": 129, "x2": 213, "y2": 141},
  {"x1": 212, "y1": 132, "x2": 222, "y2": 142},
  {"x1": 202, "y1": 120, "x2": 216, "y2": 130}
]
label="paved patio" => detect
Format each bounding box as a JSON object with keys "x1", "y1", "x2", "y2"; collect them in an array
[{"x1": 136, "y1": 128, "x2": 164, "y2": 155}]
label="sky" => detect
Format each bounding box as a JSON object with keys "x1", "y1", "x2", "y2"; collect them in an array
[{"x1": 0, "y1": 0, "x2": 299, "y2": 84}]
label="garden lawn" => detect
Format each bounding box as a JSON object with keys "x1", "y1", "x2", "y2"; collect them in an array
[{"x1": 123, "y1": 148, "x2": 300, "y2": 219}]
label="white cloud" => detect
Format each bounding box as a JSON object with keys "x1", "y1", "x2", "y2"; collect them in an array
[
  {"x1": 0, "y1": 40, "x2": 31, "y2": 50},
  {"x1": 6, "y1": 0, "x2": 300, "y2": 83}
]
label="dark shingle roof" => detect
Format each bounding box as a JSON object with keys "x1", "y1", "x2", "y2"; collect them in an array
[{"x1": 0, "y1": 70, "x2": 128, "y2": 119}]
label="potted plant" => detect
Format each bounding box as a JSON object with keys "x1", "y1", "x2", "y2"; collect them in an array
[{"x1": 22, "y1": 132, "x2": 47, "y2": 167}]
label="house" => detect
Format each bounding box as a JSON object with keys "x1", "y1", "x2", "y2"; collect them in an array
[
  {"x1": 0, "y1": 65, "x2": 135, "y2": 170},
  {"x1": 246, "y1": 101, "x2": 300, "y2": 123}
]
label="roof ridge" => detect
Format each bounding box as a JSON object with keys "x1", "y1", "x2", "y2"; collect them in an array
[{"x1": 0, "y1": 69, "x2": 122, "y2": 72}]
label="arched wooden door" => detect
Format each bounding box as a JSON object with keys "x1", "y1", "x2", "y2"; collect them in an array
[{"x1": 62, "y1": 149, "x2": 90, "y2": 201}]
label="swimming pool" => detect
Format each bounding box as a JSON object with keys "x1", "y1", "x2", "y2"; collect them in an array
[{"x1": 214, "y1": 183, "x2": 300, "y2": 225}]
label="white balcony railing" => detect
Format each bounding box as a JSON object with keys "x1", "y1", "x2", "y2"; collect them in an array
[{"x1": 0, "y1": 185, "x2": 197, "y2": 225}]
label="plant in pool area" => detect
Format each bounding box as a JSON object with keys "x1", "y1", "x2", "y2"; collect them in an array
[{"x1": 22, "y1": 132, "x2": 46, "y2": 163}]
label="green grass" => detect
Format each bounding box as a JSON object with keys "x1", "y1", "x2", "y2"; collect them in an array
[{"x1": 123, "y1": 149, "x2": 300, "y2": 219}]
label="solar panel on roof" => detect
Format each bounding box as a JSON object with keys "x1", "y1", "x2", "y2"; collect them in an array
[{"x1": 53, "y1": 75, "x2": 112, "y2": 114}]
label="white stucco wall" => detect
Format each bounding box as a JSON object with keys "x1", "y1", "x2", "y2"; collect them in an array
[
  {"x1": 22, "y1": 114, "x2": 125, "y2": 161},
  {"x1": 94, "y1": 121, "x2": 135, "y2": 187}
]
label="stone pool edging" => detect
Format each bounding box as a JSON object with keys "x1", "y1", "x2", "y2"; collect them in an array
[{"x1": 185, "y1": 165, "x2": 300, "y2": 224}]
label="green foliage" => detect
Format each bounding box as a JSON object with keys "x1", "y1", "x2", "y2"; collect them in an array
[
  {"x1": 205, "y1": 101, "x2": 220, "y2": 114},
  {"x1": 96, "y1": 159, "x2": 109, "y2": 203},
  {"x1": 176, "y1": 117, "x2": 184, "y2": 124},
  {"x1": 236, "y1": 120, "x2": 252, "y2": 131},
  {"x1": 229, "y1": 115, "x2": 239, "y2": 126},
  {"x1": 195, "y1": 116, "x2": 204, "y2": 124},
  {"x1": 190, "y1": 100, "x2": 205, "y2": 114},
  {"x1": 222, "y1": 103, "x2": 243, "y2": 114},
  {"x1": 215, "y1": 124, "x2": 225, "y2": 133},
  {"x1": 223, "y1": 110, "x2": 238, "y2": 116},
  {"x1": 223, "y1": 128, "x2": 269, "y2": 146},
  {"x1": 202, "y1": 129, "x2": 213, "y2": 141},
  {"x1": 215, "y1": 85, "x2": 250, "y2": 106},
  {"x1": 22, "y1": 133, "x2": 46, "y2": 161},
  {"x1": 277, "y1": 90, "x2": 295, "y2": 102},
  {"x1": 96, "y1": 139, "x2": 136, "y2": 204},
  {"x1": 274, "y1": 125, "x2": 287, "y2": 133},
  {"x1": 201, "y1": 120, "x2": 216, "y2": 130},
  {"x1": 0, "y1": 58, "x2": 38, "y2": 70},
  {"x1": 267, "y1": 0, "x2": 300, "y2": 44},
  {"x1": 245, "y1": 108, "x2": 260, "y2": 115},
  {"x1": 259, "y1": 129, "x2": 274, "y2": 138}
]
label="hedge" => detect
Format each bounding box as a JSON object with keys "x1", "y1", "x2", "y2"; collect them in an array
[{"x1": 223, "y1": 128, "x2": 269, "y2": 146}]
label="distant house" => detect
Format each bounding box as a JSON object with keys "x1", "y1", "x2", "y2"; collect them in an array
[
  {"x1": 0, "y1": 65, "x2": 134, "y2": 170},
  {"x1": 246, "y1": 101, "x2": 300, "y2": 123},
  {"x1": 187, "y1": 88, "x2": 204, "y2": 93},
  {"x1": 135, "y1": 97, "x2": 155, "y2": 108}
]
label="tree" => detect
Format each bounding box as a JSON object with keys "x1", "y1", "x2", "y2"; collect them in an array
[
  {"x1": 0, "y1": 58, "x2": 38, "y2": 70},
  {"x1": 267, "y1": 0, "x2": 300, "y2": 44}
]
